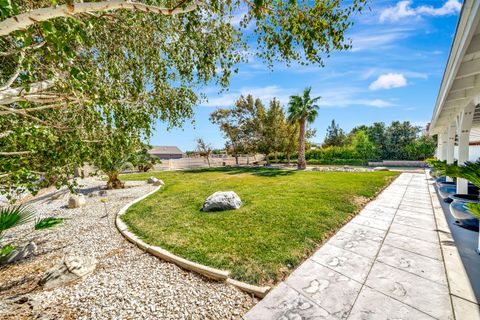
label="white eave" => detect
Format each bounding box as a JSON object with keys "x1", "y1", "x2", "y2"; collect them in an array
[{"x1": 430, "y1": 0, "x2": 480, "y2": 135}]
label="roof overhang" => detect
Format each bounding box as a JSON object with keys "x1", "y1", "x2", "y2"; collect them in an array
[{"x1": 429, "y1": 0, "x2": 480, "y2": 135}]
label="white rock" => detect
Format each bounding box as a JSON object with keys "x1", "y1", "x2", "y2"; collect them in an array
[
  {"x1": 152, "y1": 179, "x2": 164, "y2": 186},
  {"x1": 39, "y1": 255, "x2": 97, "y2": 289},
  {"x1": 202, "y1": 191, "x2": 242, "y2": 212},
  {"x1": 373, "y1": 166, "x2": 389, "y2": 171},
  {"x1": 147, "y1": 177, "x2": 158, "y2": 184},
  {"x1": 68, "y1": 194, "x2": 86, "y2": 208}
]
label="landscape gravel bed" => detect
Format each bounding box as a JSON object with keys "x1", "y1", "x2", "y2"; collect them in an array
[{"x1": 0, "y1": 178, "x2": 257, "y2": 319}]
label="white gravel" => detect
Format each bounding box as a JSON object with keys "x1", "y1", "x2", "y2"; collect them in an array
[{"x1": 0, "y1": 178, "x2": 257, "y2": 319}]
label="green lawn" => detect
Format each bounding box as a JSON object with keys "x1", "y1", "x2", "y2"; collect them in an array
[{"x1": 121, "y1": 167, "x2": 398, "y2": 285}]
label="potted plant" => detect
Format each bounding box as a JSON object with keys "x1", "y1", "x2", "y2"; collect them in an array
[{"x1": 444, "y1": 161, "x2": 480, "y2": 231}]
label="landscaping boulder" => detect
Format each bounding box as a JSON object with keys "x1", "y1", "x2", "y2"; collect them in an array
[
  {"x1": 202, "y1": 191, "x2": 242, "y2": 212},
  {"x1": 147, "y1": 177, "x2": 157, "y2": 184},
  {"x1": 152, "y1": 179, "x2": 164, "y2": 186},
  {"x1": 373, "y1": 166, "x2": 389, "y2": 171},
  {"x1": 68, "y1": 194, "x2": 86, "y2": 208},
  {"x1": 39, "y1": 255, "x2": 97, "y2": 289}
]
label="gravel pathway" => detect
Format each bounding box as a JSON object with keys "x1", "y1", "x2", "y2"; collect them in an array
[{"x1": 0, "y1": 178, "x2": 257, "y2": 319}]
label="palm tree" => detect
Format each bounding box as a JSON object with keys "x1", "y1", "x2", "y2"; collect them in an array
[{"x1": 287, "y1": 87, "x2": 320, "y2": 170}]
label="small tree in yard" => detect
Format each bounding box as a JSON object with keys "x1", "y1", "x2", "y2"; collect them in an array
[
  {"x1": 257, "y1": 98, "x2": 287, "y2": 165},
  {"x1": 130, "y1": 148, "x2": 160, "y2": 172},
  {"x1": 196, "y1": 138, "x2": 212, "y2": 168},
  {"x1": 287, "y1": 88, "x2": 320, "y2": 170},
  {"x1": 93, "y1": 132, "x2": 140, "y2": 189}
]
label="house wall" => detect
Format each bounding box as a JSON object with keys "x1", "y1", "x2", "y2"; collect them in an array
[{"x1": 152, "y1": 154, "x2": 183, "y2": 160}]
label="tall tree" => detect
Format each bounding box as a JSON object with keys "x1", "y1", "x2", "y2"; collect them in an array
[
  {"x1": 1, "y1": 0, "x2": 366, "y2": 195},
  {"x1": 384, "y1": 121, "x2": 420, "y2": 160},
  {"x1": 257, "y1": 98, "x2": 287, "y2": 164},
  {"x1": 323, "y1": 119, "x2": 346, "y2": 147},
  {"x1": 210, "y1": 95, "x2": 264, "y2": 164},
  {"x1": 287, "y1": 87, "x2": 320, "y2": 170},
  {"x1": 351, "y1": 130, "x2": 376, "y2": 160}
]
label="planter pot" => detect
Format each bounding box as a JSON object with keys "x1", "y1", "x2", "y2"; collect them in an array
[{"x1": 449, "y1": 194, "x2": 479, "y2": 231}]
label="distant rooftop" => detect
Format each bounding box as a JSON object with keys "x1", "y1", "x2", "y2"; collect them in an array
[{"x1": 148, "y1": 146, "x2": 183, "y2": 155}]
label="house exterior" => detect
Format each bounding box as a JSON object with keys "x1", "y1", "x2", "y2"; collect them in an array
[
  {"x1": 429, "y1": 0, "x2": 480, "y2": 194},
  {"x1": 148, "y1": 146, "x2": 183, "y2": 160}
]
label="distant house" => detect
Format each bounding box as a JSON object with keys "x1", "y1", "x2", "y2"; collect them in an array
[{"x1": 148, "y1": 146, "x2": 183, "y2": 160}]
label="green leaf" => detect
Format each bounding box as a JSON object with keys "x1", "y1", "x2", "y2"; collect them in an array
[
  {"x1": 0, "y1": 244, "x2": 15, "y2": 257},
  {"x1": 0, "y1": 205, "x2": 36, "y2": 236},
  {"x1": 34, "y1": 217, "x2": 64, "y2": 230},
  {"x1": 41, "y1": 21, "x2": 55, "y2": 34}
]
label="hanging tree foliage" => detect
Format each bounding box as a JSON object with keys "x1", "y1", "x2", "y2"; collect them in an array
[{"x1": 0, "y1": 0, "x2": 367, "y2": 196}]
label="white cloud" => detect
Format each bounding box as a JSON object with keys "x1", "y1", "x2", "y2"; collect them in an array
[
  {"x1": 380, "y1": 0, "x2": 461, "y2": 23},
  {"x1": 202, "y1": 85, "x2": 396, "y2": 109},
  {"x1": 361, "y1": 99, "x2": 395, "y2": 108},
  {"x1": 350, "y1": 28, "x2": 412, "y2": 52},
  {"x1": 369, "y1": 73, "x2": 408, "y2": 91}
]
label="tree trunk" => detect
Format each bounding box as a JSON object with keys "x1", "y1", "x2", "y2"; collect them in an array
[
  {"x1": 298, "y1": 117, "x2": 307, "y2": 170},
  {"x1": 266, "y1": 154, "x2": 271, "y2": 166},
  {"x1": 206, "y1": 155, "x2": 211, "y2": 168},
  {"x1": 106, "y1": 172, "x2": 125, "y2": 189},
  {"x1": 287, "y1": 153, "x2": 291, "y2": 165},
  {"x1": 235, "y1": 154, "x2": 239, "y2": 165}
]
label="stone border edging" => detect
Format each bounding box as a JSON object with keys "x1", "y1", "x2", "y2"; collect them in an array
[{"x1": 115, "y1": 184, "x2": 270, "y2": 298}]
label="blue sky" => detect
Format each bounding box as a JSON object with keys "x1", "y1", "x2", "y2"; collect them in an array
[{"x1": 150, "y1": 0, "x2": 462, "y2": 151}]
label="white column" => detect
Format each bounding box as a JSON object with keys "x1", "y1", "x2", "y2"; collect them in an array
[
  {"x1": 437, "y1": 133, "x2": 447, "y2": 160},
  {"x1": 446, "y1": 123, "x2": 456, "y2": 182},
  {"x1": 456, "y1": 102, "x2": 475, "y2": 194}
]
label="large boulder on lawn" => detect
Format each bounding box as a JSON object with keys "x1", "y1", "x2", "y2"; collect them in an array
[
  {"x1": 68, "y1": 194, "x2": 86, "y2": 208},
  {"x1": 202, "y1": 191, "x2": 242, "y2": 212},
  {"x1": 373, "y1": 166, "x2": 389, "y2": 171}
]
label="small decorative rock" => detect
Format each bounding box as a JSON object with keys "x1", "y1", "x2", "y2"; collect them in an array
[
  {"x1": 39, "y1": 255, "x2": 97, "y2": 289},
  {"x1": 202, "y1": 191, "x2": 242, "y2": 212},
  {"x1": 0, "y1": 242, "x2": 36, "y2": 266},
  {"x1": 147, "y1": 177, "x2": 157, "y2": 184},
  {"x1": 68, "y1": 194, "x2": 86, "y2": 208},
  {"x1": 152, "y1": 179, "x2": 164, "y2": 186},
  {"x1": 373, "y1": 166, "x2": 389, "y2": 171}
]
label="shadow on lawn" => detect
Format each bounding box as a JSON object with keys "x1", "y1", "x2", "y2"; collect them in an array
[{"x1": 184, "y1": 166, "x2": 296, "y2": 177}]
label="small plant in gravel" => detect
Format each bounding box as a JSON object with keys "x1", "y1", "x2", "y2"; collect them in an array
[
  {"x1": 0, "y1": 205, "x2": 64, "y2": 259},
  {"x1": 34, "y1": 217, "x2": 64, "y2": 230},
  {"x1": 0, "y1": 205, "x2": 36, "y2": 256}
]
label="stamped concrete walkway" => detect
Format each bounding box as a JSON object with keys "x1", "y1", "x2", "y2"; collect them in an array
[{"x1": 245, "y1": 172, "x2": 456, "y2": 320}]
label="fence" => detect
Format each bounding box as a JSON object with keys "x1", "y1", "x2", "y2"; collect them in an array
[{"x1": 153, "y1": 155, "x2": 265, "y2": 170}]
